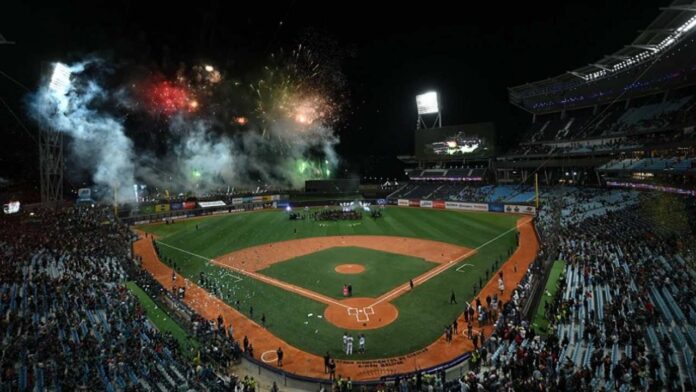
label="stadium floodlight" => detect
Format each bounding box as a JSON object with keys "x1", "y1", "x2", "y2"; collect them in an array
[
  {"x1": 582, "y1": 14, "x2": 696, "y2": 83},
  {"x1": 416, "y1": 92, "x2": 439, "y2": 114},
  {"x1": 3, "y1": 201, "x2": 20, "y2": 214},
  {"x1": 416, "y1": 91, "x2": 442, "y2": 129},
  {"x1": 49, "y1": 63, "x2": 72, "y2": 95}
]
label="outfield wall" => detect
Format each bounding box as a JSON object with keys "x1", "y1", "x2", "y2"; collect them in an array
[
  {"x1": 395, "y1": 198, "x2": 536, "y2": 215},
  {"x1": 125, "y1": 197, "x2": 383, "y2": 225},
  {"x1": 127, "y1": 196, "x2": 536, "y2": 226},
  {"x1": 121, "y1": 194, "x2": 291, "y2": 225}
]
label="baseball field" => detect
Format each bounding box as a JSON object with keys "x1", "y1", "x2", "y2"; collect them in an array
[{"x1": 135, "y1": 206, "x2": 537, "y2": 380}]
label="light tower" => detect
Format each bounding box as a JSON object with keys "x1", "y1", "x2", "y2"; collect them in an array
[
  {"x1": 416, "y1": 91, "x2": 441, "y2": 129},
  {"x1": 40, "y1": 63, "x2": 70, "y2": 205},
  {"x1": 39, "y1": 125, "x2": 63, "y2": 205}
]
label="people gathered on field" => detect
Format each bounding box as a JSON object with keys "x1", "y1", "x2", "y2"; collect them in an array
[{"x1": 3, "y1": 186, "x2": 696, "y2": 392}]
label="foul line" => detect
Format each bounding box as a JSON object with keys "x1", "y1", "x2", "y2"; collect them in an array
[
  {"x1": 155, "y1": 240, "x2": 350, "y2": 309},
  {"x1": 154, "y1": 241, "x2": 243, "y2": 282},
  {"x1": 455, "y1": 264, "x2": 474, "y2": 272},
  {"x1": 369, "y1": 217, "x2": 530, "y2": 308},
  {"x1": 155, "y1": 216, "x2": 530, "y2": 312}
]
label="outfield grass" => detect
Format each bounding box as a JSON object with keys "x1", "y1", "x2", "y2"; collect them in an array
[
  {"x1": 531, "y1": 260, "x2": 566, "y2": 335},
  {"x1": 141, "y1": 207, "x2": 520, "y2": 359},
  {"x1": 259, "y1": 246, "x2": 437, "y2": 299},
  {"x1": 126, "y1": 281, "x2": 199, "y2": 356},
  {"x1": 144, "y1": 208, "x2": 516, "y2": 255}
]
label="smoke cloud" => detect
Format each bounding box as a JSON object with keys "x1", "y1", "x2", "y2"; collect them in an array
[
  {"x1": 27, "y1": 54, "x2": 344, "y2": 202},
  {"x1": 27, "y1": 60, "x2": 137, "y2": 202}
]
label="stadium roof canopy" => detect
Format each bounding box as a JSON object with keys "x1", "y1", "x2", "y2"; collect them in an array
[{"x1": 509, "y1": 0, "x2": 696, "y2": 114}]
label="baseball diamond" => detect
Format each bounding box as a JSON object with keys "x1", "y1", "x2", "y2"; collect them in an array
[
  {"x1": 135, "y1": 206, "x2": 538, "y2": 380},
  {"x1": 8, "y1": 5, "x2": 691, "y2": 389}
]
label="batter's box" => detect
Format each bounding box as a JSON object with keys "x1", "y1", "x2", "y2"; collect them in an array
[{"x1": 347, "y1": 306, "x2": 373, "y2": 323}]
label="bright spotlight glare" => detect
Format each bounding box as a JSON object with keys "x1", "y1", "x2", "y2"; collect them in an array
[
  {"x1": 416, "y1": 92, "x2": 439, "y2": 114},
  {"x1": 49, "y1": 63, "x2": 72, "y2": 95},
  {"x1": 3, "y1": 201, "x2": 20, "y2": 214}
]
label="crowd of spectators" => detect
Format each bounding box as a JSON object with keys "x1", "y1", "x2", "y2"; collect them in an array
[
  {"x1": 0, "y1": 206, "x2": 249, "y2": 391},
  {"x1": 447, "y1": 189, "x2": 696, "y2": 392},
  {"x1": 4, "y1": 186, "x2": 696, "y2": 391}
]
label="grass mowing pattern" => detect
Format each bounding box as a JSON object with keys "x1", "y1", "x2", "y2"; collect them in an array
[
  {"x1": 141, "y1": 208, "x2": 520, "y2": 359},
  {"x1": 531, "y1": 260, "x2": 566, "y2": 335},
  {"x1": 259, "y1": 247, "x2": 438, "y2": 299}
]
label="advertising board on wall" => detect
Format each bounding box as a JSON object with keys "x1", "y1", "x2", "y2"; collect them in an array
[
  {"x1": 488, "y1": 203, "x2": 504, "y2": 213},
  {"x1": 444, "y1": 201, "x2": 488, "y2": 211},
  {"x1": 198, "y1": 200, "x2": 226, "y2": 208},
  {"x1": 433, "y1": 200, "x2": 446, "y2": 209},
  {"x1": 504, "y1": 204, "x2": 537, "y2": 215}
]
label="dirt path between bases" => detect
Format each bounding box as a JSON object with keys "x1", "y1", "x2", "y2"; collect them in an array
[
  {"x1": 207, "y1": 235, "x2": 474, "y2": 329},
  {"x1": 211, "y1": 235, "x2": 471, "y2": 272},
  {"x1": 134, "y1": 216, "x2": 538, "y2": 381}
]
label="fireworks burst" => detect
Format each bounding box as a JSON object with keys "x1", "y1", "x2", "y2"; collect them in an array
[
  {"x1": 253, "y1": 42, "x2": 345, "y2": 130},
  {"x1": 141, "y1": 80, "x2": 198, "y2": 115},
  {"x1": 29, "y1": 34, "x2": 349, "y2": 198},
  {"x1": 288, "y1": 94, "x2": 331, "y2": 125}
]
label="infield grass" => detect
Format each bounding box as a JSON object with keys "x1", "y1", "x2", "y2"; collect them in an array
[
  {"x1": 139, "y1": 207, "x2": 520, "y2": 359},
  {"x1": 259, "y1": 246, "x2": 438, "y2": 299}
]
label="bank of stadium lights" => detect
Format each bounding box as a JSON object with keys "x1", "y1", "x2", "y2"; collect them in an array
[
  {"x1": 416, "y1": 91, "x2": 442, "y2": 129},
  {"x1": 49, "y1": 63, "x2": 72, "y2": 95},
  {"x1": 416, "y1": 92, "x2": 439, "y2": 114},
  {"x1": 583, "y1": 14, "x2": 696, "y2": 82}
]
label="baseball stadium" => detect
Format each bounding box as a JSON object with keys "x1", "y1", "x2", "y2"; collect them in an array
[{"x1": 2, "y1": 1, "x2": 696, "y2": 391}]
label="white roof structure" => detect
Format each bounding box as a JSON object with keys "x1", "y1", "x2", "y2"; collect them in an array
[{"x1": 509, "y1": 1, "x2": 696, "y2": 113}]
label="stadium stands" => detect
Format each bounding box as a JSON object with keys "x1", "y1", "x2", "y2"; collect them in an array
[
  {"x1": 4, "y1": 4, "x2": 696, "y2": 389},
  {"x1": 387, "y1": 183, "x2": 536, "y2": 204},
  {"x1": 403, "y1": 168, "x2": 487, "y2": 183},
  {"x1": 0, "y1": 207, "x2": 241, "y2": 391},
  {"x1": 600, "y1": 157, "x2": 696, "y2": 173},
  {"x1": 508, "y1": 92, "x2": 696, "y2": 158},
  {"x1": 455, "y1": 188, "x2": 696, "y2": 391}
]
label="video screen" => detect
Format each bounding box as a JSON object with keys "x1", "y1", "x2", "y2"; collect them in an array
[{"x1": 415, "y1": 123, "x2": 495, "y2": 159}]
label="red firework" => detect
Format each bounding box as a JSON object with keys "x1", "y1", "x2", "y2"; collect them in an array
[{"x1": 143, "y1": 80, "x2": 197, "y2": 115}]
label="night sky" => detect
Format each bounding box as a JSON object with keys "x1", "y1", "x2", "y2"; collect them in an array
[{"x1": 0, "y1": 0, "x2": 666, "y2": 192}]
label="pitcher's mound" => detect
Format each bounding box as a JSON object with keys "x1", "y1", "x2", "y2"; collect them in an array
[
  {"x1": 335, "y1": 264, "x2": 365, "y2": 274},
  {"x1": 324, "y1": 297, "x2": 398, "y2": 330}
]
